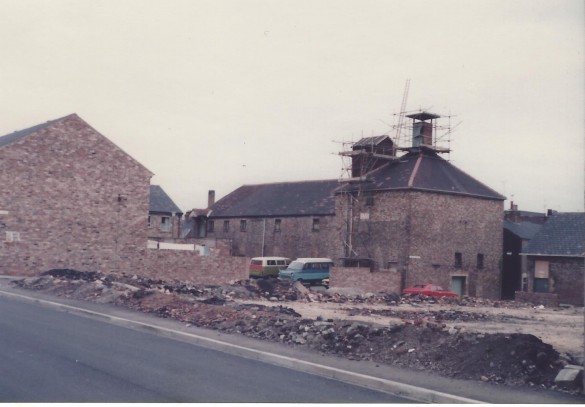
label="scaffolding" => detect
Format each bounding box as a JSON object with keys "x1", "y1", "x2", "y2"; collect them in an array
[{"x1": 337, "y1": 82, "x2": 457, "y2": 268}]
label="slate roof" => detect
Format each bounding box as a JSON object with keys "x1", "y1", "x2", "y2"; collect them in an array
[
  {"x1": 0, "y1": 114, "x2": 75, "y2": 148},
  {"x1": 504, "y1": 219, "x2": 543, "y2": 240},
  {"x1": 209, "y1": 179, "x2": 340, "y2": 218},
  {"x1": 339, "y1": 148, "x2": 505, "y2": 200},
  {"x1": 149, "y1": 185, "x2": 183, "y2": 214},
  {"x1": 353, "y1": 135, "x2": 392, "y2": 148},
  {"x1": 522, "y1": 213, "x2": 585, "y2": 257}
]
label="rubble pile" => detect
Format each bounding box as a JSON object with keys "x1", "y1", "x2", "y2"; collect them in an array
[{"x1": 12, "y1": 270, "x2": 583, "y2": 392}]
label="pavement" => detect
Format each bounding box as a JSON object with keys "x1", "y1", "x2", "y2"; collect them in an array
[{"x1": 0, "y1": 276, "x2": 583, "y2": 404}]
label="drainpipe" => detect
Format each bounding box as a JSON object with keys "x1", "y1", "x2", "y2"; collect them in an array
[{"x1": 261, "y1": 218, "x2": 266, "y2": 256}]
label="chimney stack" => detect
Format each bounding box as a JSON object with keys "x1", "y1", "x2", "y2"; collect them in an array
[
  {"x1": 208, "y1": 190, "x2": 215, "y2": 208},
  {"x1": 406, "y1": 112, "x2": 441, "y2": 148}
]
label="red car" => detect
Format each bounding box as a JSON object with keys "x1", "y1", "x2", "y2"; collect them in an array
[{"x1": 402, "y1": 284, "x2": 458, "y2": 298}]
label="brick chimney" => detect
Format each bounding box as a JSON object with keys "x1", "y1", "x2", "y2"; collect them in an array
[{"x1": 208, "y1": 190, "x2": 215, "y2": 208}]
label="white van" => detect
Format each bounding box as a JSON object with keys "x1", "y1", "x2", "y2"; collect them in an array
[{"x1": 248, "y1": 257, "x2": 291, "y2": 278}]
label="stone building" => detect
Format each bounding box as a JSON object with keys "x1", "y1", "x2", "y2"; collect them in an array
[
  {"x1": 196, "y1": 180, "x2": 340, "y2": 259},
  {"x1": 520, "y1": 212, "x2": 584, "y2": 306},
  {"x1": 0, "y1": 114, "x2": 153, "y2": 275},
  {"x1": 148, "y1": 185, "x2": 183, "y2": 241},
  {"x1": 334, "y1": 113, "x2": 505, "y2": 298}
]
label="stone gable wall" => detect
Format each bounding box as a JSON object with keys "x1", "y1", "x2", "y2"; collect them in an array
[{"x1": 334, "y1": 190, "x2": 503, "y2": 299}]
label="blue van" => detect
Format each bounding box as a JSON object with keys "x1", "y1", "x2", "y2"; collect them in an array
[{"x1": 278, "y1": 258, "x2": 334, "y2": 284}]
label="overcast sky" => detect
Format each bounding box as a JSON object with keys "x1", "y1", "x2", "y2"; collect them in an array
[{"x1": 1, "y1": 0, "x2": 583, "y2": 213}]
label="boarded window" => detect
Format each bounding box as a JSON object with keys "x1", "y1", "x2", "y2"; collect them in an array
[{"x1": 535, "y1": 260, "x2": 550, "y2": 278}]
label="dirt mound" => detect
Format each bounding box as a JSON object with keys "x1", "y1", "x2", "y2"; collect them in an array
[{"x1": 11, "y1": 270, "x2": 582, "y2": 393}]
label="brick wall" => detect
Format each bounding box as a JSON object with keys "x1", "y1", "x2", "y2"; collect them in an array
[
  {"x1": 126, "y1": 248, "x2": 249, "y2": 285},
  {"x1": 330, "y1": 266, "x2": 402, "y2": 293},
  {"x1": 0, "y1": 115, "x2": 152, "y2": 276}
]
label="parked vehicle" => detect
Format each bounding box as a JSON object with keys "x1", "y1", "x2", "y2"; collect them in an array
[
  {"x1": 402, "y1": 284, "x2": 458, "y2": 297},
  {"x1": 278, "y1": 258, "x2": 334, "y2": 285},
  {"x1": 248, "y1": 257, "x2": 291, "y2": 278}
]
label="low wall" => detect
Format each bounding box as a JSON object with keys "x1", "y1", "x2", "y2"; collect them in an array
[
  {"x1": 330, "y1": 266, "x2": 402, "y2": 293},
  {"x1": 514, "y1": 291, "x2": 559, "y2": 307},
  {"x1": 125, "y1": 245, "x2": 249, "y2": 285}
]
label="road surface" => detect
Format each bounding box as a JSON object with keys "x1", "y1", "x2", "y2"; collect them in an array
[{"x1": 0, "y1": 295, "x2": 410, "y2": 402}]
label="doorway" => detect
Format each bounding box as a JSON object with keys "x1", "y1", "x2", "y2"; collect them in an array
[{"x1": 451, "y1": 276, "x2": 466, "y2": 296}]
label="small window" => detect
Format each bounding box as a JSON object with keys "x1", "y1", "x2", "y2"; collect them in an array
[
  {"x1": 160, "y1": 217, "x2": 171, "y2": 232},
  {"x1": 240, "y1": 220, "x2": 247, "y2": 232},
  {"x1": 476, "y1": 253, "x2": 484, "y2": 270},
  {"x1": 274, "y1": 219, "x2": 281, "y2": 232},
  {"x1": 267, "y1": 260, "x2": 276, "y2": 266},
  {"x1": 365, "y1": 195, "x2": 374, "y2": 206},
  {"x1": 148, "y1": 216, "x2": 152, "y2": 228},
  {"x1": 223, "y1": 220, "x2": 230, "y2": 232},
  {"x1": 454, "y1": 252, "x2": 462, "y2": 269},
  {"x1": 207, "y1": 220, "x2": 215, "y2": 233},
  {"x1": 312, "y1": 218, "x2": 320, "y2": 232}
]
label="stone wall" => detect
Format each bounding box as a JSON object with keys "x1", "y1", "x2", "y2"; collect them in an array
[
  {"x1": 514, "y1": 291, "x2": 559, "y2": 307},
  {"x1": 330, "y1": 266, "x2": 402, "y2": 294},
  {"x1": 148, "y1": 212, "x2": 182, "y2": 241},
  {"x1": 526, "y1": 256, "x2": 584, "y2": 306},
  {"x1": 0, "y1": 114, "x2": 152, "y2": 276},
  {"x1": 208, "y1": 215, "x2": 338, "y2": 260}
]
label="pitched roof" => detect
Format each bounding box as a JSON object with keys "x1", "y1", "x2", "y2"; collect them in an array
[
  {"x1": 353, "y1": 135, "x2": 392, "y2": 148},
  {"x1": 504, "y1": 219, "x2": 543, "y2": 240},
  {"x1": 0, "y1": 114, "x2": 76, "y2": 148},
  {"x1": 522, "y1": 212, "x2": 585, "y2": 257},
  {"x1": 340, "y1": 148, "x2": 505, "y2": 200},
  {"x1": 149, "y1": 185, "x2": 183, "y2": 214},
  {"x1": 209, "y1": 179, "x2": 340, "y2": 218}
]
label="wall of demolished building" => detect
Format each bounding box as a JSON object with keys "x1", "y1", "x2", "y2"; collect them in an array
[
  {"x1": 0, "y1": 115, "x2": 152, "y2": 276},
  {"x1": 334, "y1": 190, "x2": 503, "y2": 299}
]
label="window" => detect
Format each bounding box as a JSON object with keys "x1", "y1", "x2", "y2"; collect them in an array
[
  {"x1": 160, "y1": 217, "x2": 171, "y2": 232},
  {"x1": 365, "y1": 195, "x2": 374, "y2": 206},
  {"x1": 454, "y1": 252, "x2": 462, "y2": 269},
  {"x1": 148, "y1": 216, "x2": 152, "y2": 228},
  {"x1": 312, "y1": 218, "x2": 320, "y2": 232},
  {"x1": 223, "y1": 220, "x2": 230, "y2": 232},
  {"x1": 267, "y1": 260, "x2": 276, "y2": 266},
  {"x1": 476, "y1": 253, "x2": 484, "y2": 270},
  {"x1": 534, "y1": 260, "x2": 550, "y2": 293},
  {"x1": 240, "y1": 219, "x2": 247, "y2": 232},
  {"x1": 274, "y1": 219, "x2": 281, "y2": 232},
  {"x1": 207, "y1": 220, "x2": 214, "y2": 233}
]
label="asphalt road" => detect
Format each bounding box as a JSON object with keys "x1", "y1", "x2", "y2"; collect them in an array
[{"x1": 0, "y1": 295, "x2": 410, "y2": 403}]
